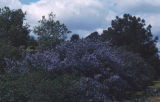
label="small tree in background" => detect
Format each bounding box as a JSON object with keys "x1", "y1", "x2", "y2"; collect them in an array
[
  {"x1": 34, "y1": 12, "x2": 71, "y2": 50},
  {"x1": 86, "y1": 31, "x2": 100, "y2": 41},
  {"x1": 70, "y1": 34, "x2": 80, "y2": 42}
]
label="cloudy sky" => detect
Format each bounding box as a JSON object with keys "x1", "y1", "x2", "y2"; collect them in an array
[{"x1": 0, "y1": 0, "x2": 160, "y2": 40}]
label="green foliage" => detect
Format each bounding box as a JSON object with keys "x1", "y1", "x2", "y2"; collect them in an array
[
  {"x1": 70, "y1": 34, "x2": 80, "y2": 42},
  {"x1": 0, "y1": 43, "x2": 22, "y2": 72},
  {"x1": 0, "y1": 7, "x2": 35, "y2": 47},
  {"x1": 34, "y1": 12, "x2": 71, "y2": 50},
  {"x1": 101, "y1": 14, "x2": 159, "y2": 58},
  {"x1": 86, "y1": 31, "x2": 100, "y2": 41},
  {"x1": 0, "y1": 7, "x2": 37, "y2": 71},
  {"x1": 0, "y1": 71, "x2": 81, "y2": 102},
  {"x1": 101, "y1": 14, "x2": 160, "y2": 75},
  {"x1": 0, "y1": 6, "x2": 160, "y2": 101}
]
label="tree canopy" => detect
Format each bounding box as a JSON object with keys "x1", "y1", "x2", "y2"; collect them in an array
[
  {"x1": 86, "y1": 31, "x2": 100, "y2": 41},
  {"x1": 70, "y1": 34, "x2": 80, "y2": 42},
  {"x1": 101, "y1": 14, "x2": 159, "y2": 59},
  {"x1": 0, "y1": 7, "x2": 37, "y2": 71},
  {"x1": 34, "y1": 12, "x2": 71, "y2": 49},
  {"x1": 0, "y1": 7, "x2": 34, "y2": 47}
]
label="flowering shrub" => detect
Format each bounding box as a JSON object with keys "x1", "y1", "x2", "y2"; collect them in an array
[{"x1": 5, "y1": 39, "x2": 154, "y2": 100}]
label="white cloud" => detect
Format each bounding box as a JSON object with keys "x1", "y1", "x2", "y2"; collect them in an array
[
  {"x1": 1, "y1": 0, "x2": 160, "y2": 37},
  {"x1": 22, "y1": 0, "x2": 106, "y2": 27},
  {"x1": 138, "y1": 14, "x2": 160, "y2": 35},
  {"x1": 156, "y1": 42, "x2": 160, "y2": 54}
]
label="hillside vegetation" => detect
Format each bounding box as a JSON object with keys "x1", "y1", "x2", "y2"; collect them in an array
[{"x1": 0, "y1": 7, "x2": 160, "y2": 102}]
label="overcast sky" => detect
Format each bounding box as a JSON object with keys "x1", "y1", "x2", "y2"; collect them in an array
[{"x1": 0, "y1": 0, "x2": 160, "y2": 40}]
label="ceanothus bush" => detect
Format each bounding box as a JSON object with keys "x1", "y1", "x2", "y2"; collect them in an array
[{"x1": 5, "y1": 39, "x2": 154, "y2": 100}]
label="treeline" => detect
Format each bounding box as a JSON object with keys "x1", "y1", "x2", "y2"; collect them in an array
[{"x1": 0, "y1": 7, "x2": 160, "y2": 102}]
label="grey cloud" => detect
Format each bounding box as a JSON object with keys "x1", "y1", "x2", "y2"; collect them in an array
[
  {"x1": 64, "y1": 12, "x2": 106, "y2": 31},
  {"x1": 127, "y1": 3, "x2": 160, "y2": 14},
  {"x1": 1, "y1": 0, "x2": 160, "y2": 39}
]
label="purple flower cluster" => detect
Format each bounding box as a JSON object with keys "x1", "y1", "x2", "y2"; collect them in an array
[
  {"x1": 6, "y1": 39, "x2": 153, "y2": 77},
  {"x1": 5, "y1": 39, "x2": 154, "y2": 99},
  {"x1": 5, "y1": 51, "x2": 60, "y2": 74}
]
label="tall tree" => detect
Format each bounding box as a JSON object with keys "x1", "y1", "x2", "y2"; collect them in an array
[
  {"x1": 101, "y1": 14, "x2": 158, "y2": 58},
  {"x1": 0, "y1": 7, "x2": 33, "y2": 47},
  {"x1": 0, "y1": 7, "x2": 37, "y2": 72},
  {"x1": 34, "y1": 12, "x2": 71, "y2": 49},
  {"x1": 101, "y1": 14, "x2": 160, "y2": 74}
]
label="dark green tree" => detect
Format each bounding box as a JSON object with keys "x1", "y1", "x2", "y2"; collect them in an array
[
  {"x1": 0, "y1": 7, "x2": 37, "y2": 72},
  {"x1": 0, "y1": 7, "x2": 34, "y2": 47},
  {"x1": 34, "y1": 12, "x2": 71, "y2": 49},
  {"x1": 0, "y1": 72, "x2": 81, "y2": 102},
  {"x1": 70, "y1": 34, "x2": 80, "y2": 42},
  {"x1": 0, "y1": 43, "x2": 22, "y2": 72},
  {"x1": 86, "y1": 31, "x2": 100, "y2": 41},
  {"x1": 101, "y1": 14, "x2": 160, "y2": 74}
]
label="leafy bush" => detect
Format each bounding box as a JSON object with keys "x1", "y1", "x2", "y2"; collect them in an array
[
  {"x1": 0, "y1": 72, "x2": 81, "y2": 102},
  {"x1": 5, "y1": 39, "x2": 154, "y2": 100},
  {"x1": 0, "y1": 43, "x2": 22, "y2": 72}
]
